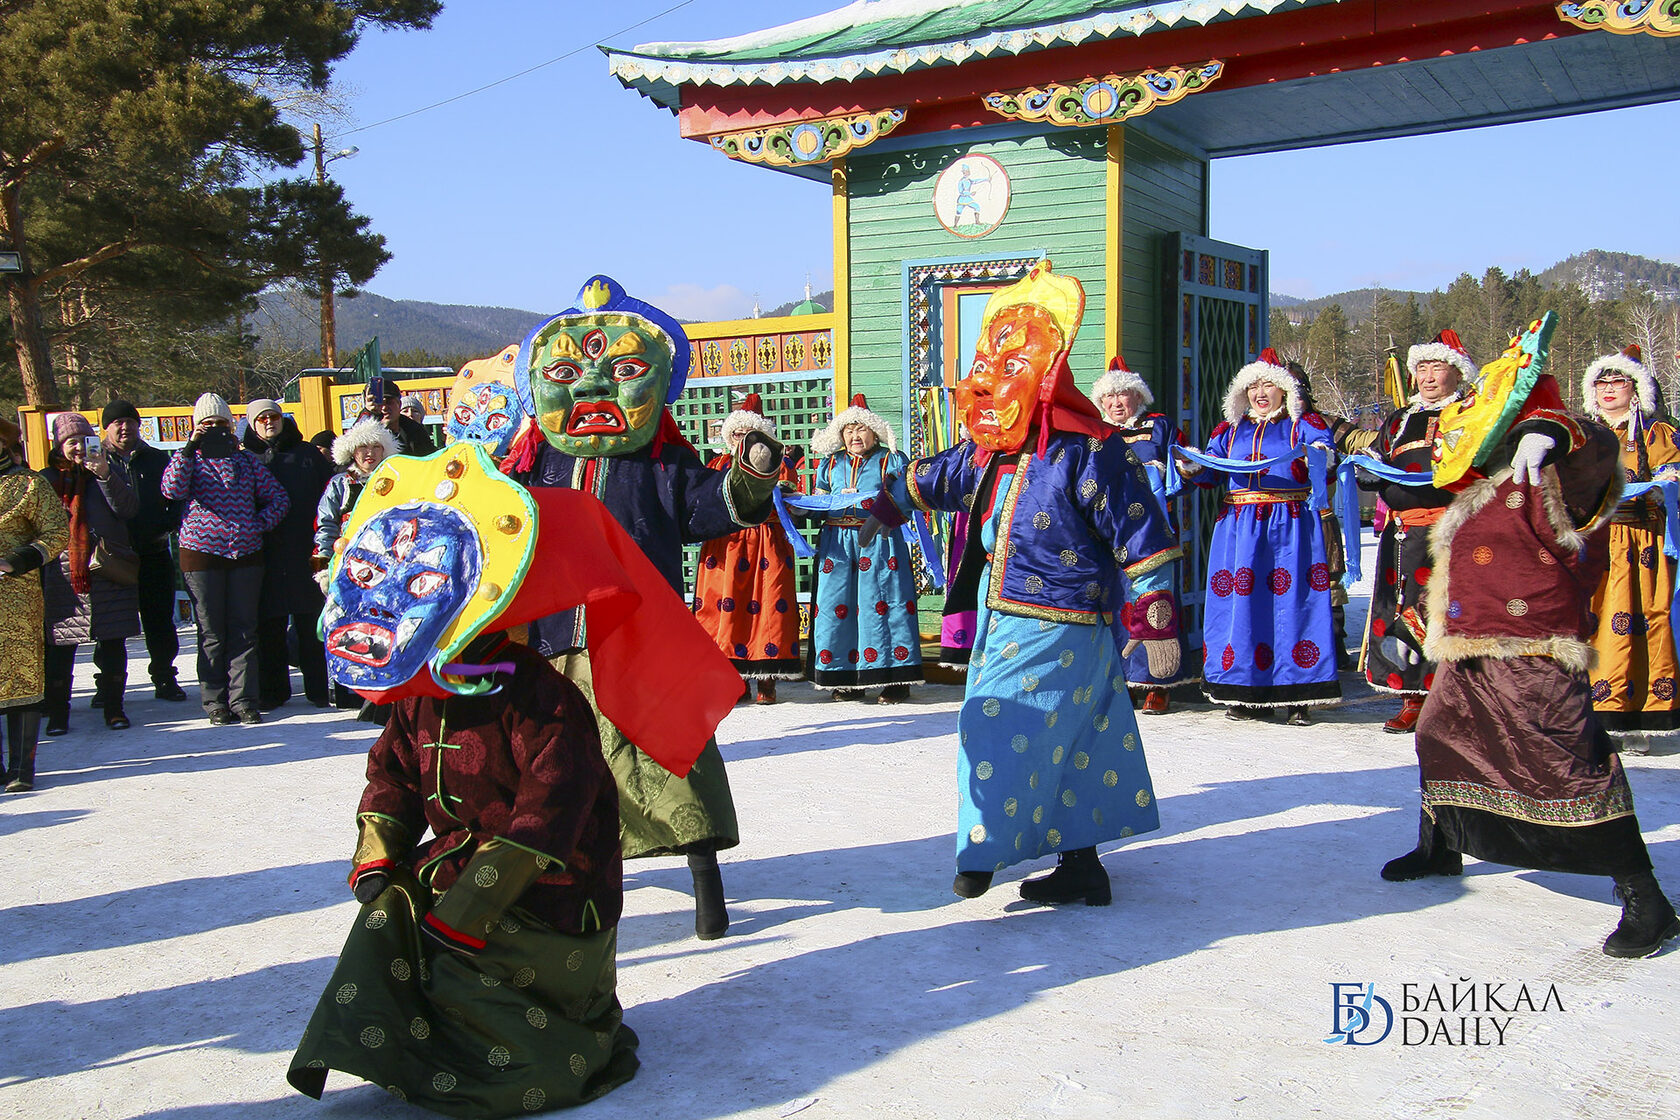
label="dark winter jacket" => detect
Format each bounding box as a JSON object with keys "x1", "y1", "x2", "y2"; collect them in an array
[
  {"x1": 112, "y1": 442, "x2": 181, "y2": 555},
  {"x1": 245, "y1": 418, "x2": 333, "y2": 617},
  {"x1": 41, "y1": 460, "x2": 141, "y2": 646},
  {"x1": 391, "y1": 414, "x2": 435, "y2": 457}
]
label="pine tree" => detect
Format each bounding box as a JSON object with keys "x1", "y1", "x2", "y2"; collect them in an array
[{"x1": 0, "y1": 0, "x2": 440, "y2": 408}]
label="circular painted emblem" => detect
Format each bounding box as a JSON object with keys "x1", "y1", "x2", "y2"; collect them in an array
[{"x1": 933, "y1": 153, "x2": 1010, "y2": 239}]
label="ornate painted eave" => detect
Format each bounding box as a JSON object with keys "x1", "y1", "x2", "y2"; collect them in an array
[
  {"x1": 1557, "y1": 1, "x2": 1680, "y2": 36},
  {"x1": 709, "y1": 108, "x2": 907, "y2": 166},
  {"x1": 605, "y1": 0, "x2": 1330, "y2": 112},
  {"x1": 984, "y1": 61, "x2": 1223, "y2": 127}
]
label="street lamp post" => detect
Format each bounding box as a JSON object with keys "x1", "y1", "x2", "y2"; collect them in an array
[{"x1": 312, "y1": 123, "x2": 359, "y2": 368}]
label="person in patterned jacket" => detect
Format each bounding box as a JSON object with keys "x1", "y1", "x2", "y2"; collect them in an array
[{"x1": 160, "y1": 393, "x2": 288, "y2": 725}]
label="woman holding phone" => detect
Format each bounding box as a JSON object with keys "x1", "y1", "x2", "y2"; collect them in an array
[
  {"x1": 40, "y1": 412, "x2": 140, "y2": 733},
  {"x1": 161, "y1": 394, "x2": 288, "y2": 725}
]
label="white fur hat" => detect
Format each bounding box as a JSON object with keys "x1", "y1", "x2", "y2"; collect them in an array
[
  {"x1": 332, "y1": 417, "x2": 399, "y2": 466},
  {"x1": 1582, "y1": 343, "x2": 1658, "y2": 419},
  {"x1": 717, "y1": 391, "x2": 776, "y2": 450},
  {"x1": 1091, "y1": 355, "x2": 1154, "y2": 409},
  {"x1": 813, "y1": 393, "x2": 895, "y2": 456},
  {"x1": 1407, "y1": 329, "x2": 1479, "y2": 386},
  {"x1": 1223, "y1": 348, "x2": 1302, "y2": 425}
]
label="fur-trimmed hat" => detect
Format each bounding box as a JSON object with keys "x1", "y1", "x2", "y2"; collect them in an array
[
  {"x1": 812, "y1": 393, "x2": 895, "y2": 457},
  {"x1": 718, "y1": 391, "x2": 776, "y2": 450},
  {"x1": 1223, "y1": 348, "x2": 1302, "y2": 425},
  {"x1": 332, "y1": 416, "x2": 399, "y2": 467},
  {"x1": 1091, "y1": 355, "x2": 1154, "y2": 409},
  {"x1": 1407, "y1": 329, "x2": 1479, "y2": 386},
  {"x1": 1582, "y1": 343, "x2": 1658, "y2": 419}
]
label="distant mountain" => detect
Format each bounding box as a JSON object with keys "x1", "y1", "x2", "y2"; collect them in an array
[
  {"x1": 1272, "y1": 287, "x2": 1432, "y2": 322},
  {"x1": 250, "y1": 289, "x2": 546, "y2": 362},
  {"x1": 251, "y1": 252, "x2": 1675, "y2": 360},
  {"x1": 1536, "y1": 249, "x2": 1680, "y2": 301}
]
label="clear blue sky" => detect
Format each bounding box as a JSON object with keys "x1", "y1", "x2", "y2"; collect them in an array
[{"x1": 323, "y1": 1, "x2": 1680, "y2": 319}]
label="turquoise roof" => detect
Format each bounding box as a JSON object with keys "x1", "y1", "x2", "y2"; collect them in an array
[{"x1": 607, "y1": 0, "x2": 1332, "y2": 111}]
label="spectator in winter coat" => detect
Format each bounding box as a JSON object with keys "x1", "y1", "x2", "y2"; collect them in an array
[
  {"x1": 365, "y1": 376, "x2": 434, "y2": 456},
  {"x1": 244, "y1": 400, "x2": 334, "y2": 709},
  {"x1": 160, "y1": 393, "x2": 288, "y2": 726},
  {"x1": 0, "y1": 417, "x2": 69, "y2": 791},
  {"x1": 40, "y1": 412, "x2": 141, "y2": 733},
  {"x1": 102, "y1": 399, "x2": 186, "y2": 702},
  {"x1": 314, "y1": 418, "x2": 398, "y2": 562}
]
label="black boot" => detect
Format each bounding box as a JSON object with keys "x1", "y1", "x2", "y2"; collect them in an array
[
  {"x1": 688, "y1": 850, "x2": 729, "y2": 940},
  {"x1": 1603, "y1": 872, "x2": 1680, "y2": 958},
  {"x1": 1381, "y1": 809, "x2": 1463, "y2": 881},
  {"x1": 952, "y1": 870, "x2": 993, "y2": 898},
  {"x1": 1019, "y1": 846, "x2": 1112, "y2": 906},
  {"x1": 5, "y1": 711, "x2": 40, "y2": 792}
]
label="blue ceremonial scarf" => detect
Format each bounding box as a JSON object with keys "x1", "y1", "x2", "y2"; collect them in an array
[
  {"x1": 778, "y1": 490, "x2": 946, "y2": 588},
  {"x1": 1177, "y1": 443, "x2": 1331, "y2": 511}
]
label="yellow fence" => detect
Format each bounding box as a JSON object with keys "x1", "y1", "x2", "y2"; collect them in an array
[{"x1": 15, "y1": 310, "x2": 838, "y2": 469}]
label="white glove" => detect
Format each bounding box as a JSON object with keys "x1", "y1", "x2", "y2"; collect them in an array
[
  {"x1": 1170, "y1": 446, "x2": 1204, "y2": 477},
  {"x1": 1510, "y1": 433, "x2": 1556, "y2": 486},
  {"x1": 1121, "y1": 638, "x2": 1181, "y2": 680},
  {"x1": 314, "y1": 568, "x2": 332, "y2": 593}
]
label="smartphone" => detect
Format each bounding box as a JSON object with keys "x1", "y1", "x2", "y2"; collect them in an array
[{"x1": 85, "y1": 433, "x2": 102, "y2": 457}]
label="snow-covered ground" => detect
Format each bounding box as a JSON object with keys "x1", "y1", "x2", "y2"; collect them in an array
[{"x1": 3, "y1": 556, "x2": 1678, "y2": 1119}]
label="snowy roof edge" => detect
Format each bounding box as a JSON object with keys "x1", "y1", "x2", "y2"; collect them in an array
[{"x1": 606, "y1": 0, "x2": 1329, "y2": 110}]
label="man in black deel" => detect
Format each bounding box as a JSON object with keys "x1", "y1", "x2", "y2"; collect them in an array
[{"x1": 102, "y1": 400, "x2": 187, "y2": 700}]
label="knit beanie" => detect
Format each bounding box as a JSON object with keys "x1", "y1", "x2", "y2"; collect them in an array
[
  {"x1": 52, "y1": 411, "x2": 96, "y2": 449},
  {"x1": 245, "y1": 398, "x2": 283, "y2": 421},
  {"x1": 193, "y1": 393, "x2": 234, "y2": 427},
  {"x1": 101, "y1": 399, "x2": 141, "y2": 428}
]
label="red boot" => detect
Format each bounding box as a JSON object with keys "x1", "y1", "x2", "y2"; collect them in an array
[{"x1": 1383, "y1": 697, "x2": 1424, "y2": 734}]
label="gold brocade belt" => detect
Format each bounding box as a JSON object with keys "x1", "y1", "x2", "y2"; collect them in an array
[
  {"x1": 1226, "y1": 489, "x2": 1309, "y2": 507},
  {"x1": 824, "y1": 516, "x2": 867, "y2": 529}
]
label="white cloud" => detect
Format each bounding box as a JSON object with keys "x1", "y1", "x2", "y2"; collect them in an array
[{"x1": 654, "y1": 282, "x2": 754, "y2": 322}]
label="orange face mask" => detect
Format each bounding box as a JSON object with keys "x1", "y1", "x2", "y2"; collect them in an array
[{"x1": 956, "y1": 306, "x2": 1065, "y2": 453}]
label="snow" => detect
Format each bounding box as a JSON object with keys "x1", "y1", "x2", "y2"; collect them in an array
[
  {"x1": 634, "y1": 0, "x2": 1007, "y2": 59},
  {"x1": 4, "y1": 547, "x2": 1679, "y2": 1119}
]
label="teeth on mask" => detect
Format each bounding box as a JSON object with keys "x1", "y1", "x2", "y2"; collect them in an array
[{"x1": 395, "y1": 615, "x2": 422, "y2": 650}]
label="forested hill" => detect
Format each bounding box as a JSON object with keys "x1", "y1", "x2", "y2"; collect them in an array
[
  {"x1": 250, "y1": 290, "x2": 546, "y2": 362},
  {"x1": 247, "y1": 253, "x2": 1674, "y2": 365}
]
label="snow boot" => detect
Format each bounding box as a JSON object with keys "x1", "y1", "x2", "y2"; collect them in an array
[
  {"x1": 952, "y1": 870, "x2": 993, "y2": 898},
  {"x1": 1383, "y1": 697, "x2": 1424, "y2": 734},
  {"x1": 1381, "y1": 810, "x2": 1462, "y2": 881},
  {"x1": 688, "y1": 851, "x2": 729, "y2": 940},
  {"x1": 1019, "y1": 847, "x2": 1112, "y2": 906},
  {"x1": 1603, "y1": 872, "x2": 1680, "y2": 958},
  {"x1": 5, "y1": 711, "x2": 40, "y2": 792},
  {"x1": 877, "y1": 684, "x2": 910, "y2": 705}
]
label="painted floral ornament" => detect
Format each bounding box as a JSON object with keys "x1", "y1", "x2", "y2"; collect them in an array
[{"x1": 1433, "y1": 311, "x2": 1556, "y2": 488}]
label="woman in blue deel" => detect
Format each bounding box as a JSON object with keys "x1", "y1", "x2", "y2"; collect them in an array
[{"x1": 1177, "y1": 348, "x2": 1341, "y2": 725}]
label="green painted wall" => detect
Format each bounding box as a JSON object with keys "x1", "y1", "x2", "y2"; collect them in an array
[
  {"x1": 847, "y1": 130, "x2": 1108, "y2": 436},
  {"x1": 844, "y1": 125, "x2": 1207, "y2": 435},
  {"x1": 1119, "y1": 127, "x2": 1209, "y2": 403}
]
